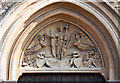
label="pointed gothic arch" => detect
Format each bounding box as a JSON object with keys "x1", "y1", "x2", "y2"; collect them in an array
[{"x1": 0, "y1": 0, "x2": 119, "y2": 82}]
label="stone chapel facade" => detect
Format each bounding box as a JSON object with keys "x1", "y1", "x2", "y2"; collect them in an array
[{"x1": 0, "y1": 0, "x2": 120, "y2": 83}]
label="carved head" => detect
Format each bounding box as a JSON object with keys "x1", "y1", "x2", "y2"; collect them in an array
[
  {"x1": 59, "y1": 26, "x2": 64, "y2": 32},
  {"x1": 75, "y1": 34, "x2": 80, "y2": 40}
]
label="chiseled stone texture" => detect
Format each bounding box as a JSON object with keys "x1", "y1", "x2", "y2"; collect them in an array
[
  {"x1": 0, "y1": 2, "x2": 15, "y2": 20},
  {"x1": 110, "y1": 2, "x2": 120, "y2": 13},
  {"x1": 0, "y1": 1, "x2": 20, "y2": 21},
  {"x1": 0, "y1": 0, "x2": 119, "y2": 82},
  {"x1": 0, "y1": 0, "x2": 119, "y2": 21}
]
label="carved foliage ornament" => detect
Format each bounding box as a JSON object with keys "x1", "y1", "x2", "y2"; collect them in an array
[{"x1": 22, "y1": 23, "x2": 103, "y2": 70}]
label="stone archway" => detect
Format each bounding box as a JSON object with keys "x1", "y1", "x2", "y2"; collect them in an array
[{"x1": 0, "y1": 0, "x2": 119, "y2": 82}]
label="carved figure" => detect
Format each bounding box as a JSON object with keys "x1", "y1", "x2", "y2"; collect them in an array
[
  {"x1": 87, "y1": 51, "x2": 95, "y2": 68},
  {"x1": 74, "y1": 33, "x2": 95, "y2": 51},
  {"x1": 22, "y1": 23, "x2": 102, "y2": 70},
  {"x1": 25, "y1": 34, "x2": 47, "y2": 55},
  {"x1": 92, "y1": 54, "x2": 102, "y2": 67},
  {"x1": 82, "y1": 51, "x2": 100, "y2": 68},
  {"x1": 55, "y1": 26, "x2": 65, "y2": 60},
  {"x1": 82, "y1": 52, "x2": 89, "y2": 67},
  {"x1": 50, "y1": 30, "x2": 57, "y2": 58},
  {"x1": 38, "y1": 35, "x2": 47, "y2": 48}
]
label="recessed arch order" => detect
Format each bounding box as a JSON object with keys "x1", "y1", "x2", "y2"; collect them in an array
[{"x1": 0, "y1": 0, "x2": 119, "y2": 82}]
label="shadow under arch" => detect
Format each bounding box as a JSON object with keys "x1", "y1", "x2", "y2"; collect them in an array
[{"x1": 18, "y1": 73, "x2": 106, "y2": 83}]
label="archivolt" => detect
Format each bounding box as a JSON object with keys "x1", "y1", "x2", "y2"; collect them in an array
[{"x1": 0, "y1": 0, "x2": 119, "y2": 81}]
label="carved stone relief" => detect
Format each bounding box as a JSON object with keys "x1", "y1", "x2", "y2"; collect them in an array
[{"x1": 21, "y1": 22, "x2": 103, "y2": 70}]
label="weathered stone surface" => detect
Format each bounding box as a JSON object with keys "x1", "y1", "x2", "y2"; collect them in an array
[
  {"x1": 22, "y1": 22, "x2": 103, "y2": 70},
  {"x1": 0, "y1": 1, "x2": 119, "y2": 21},
  {"x1": 0, "y1": 0, "x2": 119, "y2": 81}
]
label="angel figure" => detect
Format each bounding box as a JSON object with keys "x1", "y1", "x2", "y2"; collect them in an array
[
  {"x1": 25, "y1": 34, "x2": 47, "y2": 55},
  {"x1": 74, "y1": 32, "x2": 95, "y2": 52}
]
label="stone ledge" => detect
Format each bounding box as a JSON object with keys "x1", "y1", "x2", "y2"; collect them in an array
[{"x1": 107, "y1": 80, "x2": 120, "y2": 83}]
